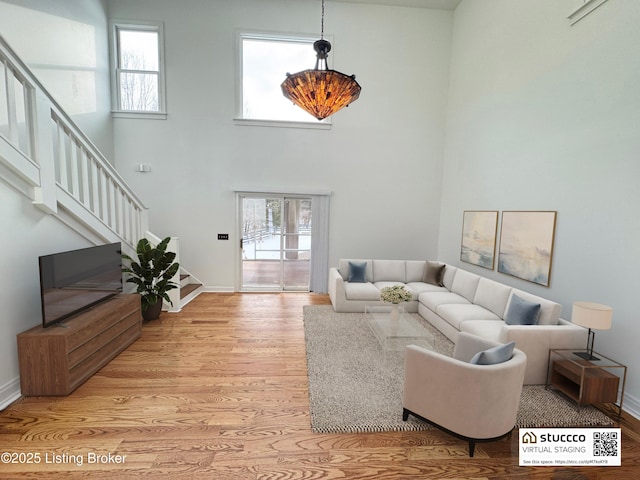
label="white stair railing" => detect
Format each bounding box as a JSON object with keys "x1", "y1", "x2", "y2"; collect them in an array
[{"x1": 0, "y1": 33, "x2": 147, "y2": 248}]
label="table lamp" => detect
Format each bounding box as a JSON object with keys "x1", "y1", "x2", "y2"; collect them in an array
[{"x1": 571, "y1": 301, "x2": 613, "y2": 361}]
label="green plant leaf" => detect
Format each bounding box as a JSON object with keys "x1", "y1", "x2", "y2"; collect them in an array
[{"x1": 122, "y1": 236, "x2": 180, "y2": 307}]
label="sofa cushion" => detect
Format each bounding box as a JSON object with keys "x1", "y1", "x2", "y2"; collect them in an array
[
  {"x1": 504, "y1": 294, "x2": 541, "y2": 325},
  {"x1": 450, "y1": 269, "x2": 481, "y2": 302},
  {"x1": 507, "y1": 289, "x2": 561, "y2": 325},
  {"x1": 437, "y1": 304, "x2": 501, "y2": 330},
  {"x1": 406, "y1": 281, "x2": 448, "y2": 295},
  {"x1": 419, "y1": 291, "x2": 470, "y2": 312},
  {"x1": 460, "y1": 320, "x2": 503, "y2": 342},
  {"x1": 348, "y1": 261, "x2": 367, "y2": 283},
  {"x1": 405, "y1": 261, "x2": 426, "y2": 283},
  {"x1": 473, "y1": 278, "x2": 513, "y2": 318},
  {"x1": 344, "y1": 282, "x2": 381, "y2": 301},
  {"x1": 373, "y1": 260, "x2": 406, "y2": 283},
  {"x1": 469, "y1": 341, "x2": 516, "y2": 365},
  {"x1": 423, "y1": 261, "x2": 445, "y2": 286},
  {"x1": 441, "y1": 265, "x2": 457, "y2": 290}
]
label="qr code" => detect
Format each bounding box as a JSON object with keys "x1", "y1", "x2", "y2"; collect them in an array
[{"x1": 593, "y1": 431, "x2": 618, "y2": 456}]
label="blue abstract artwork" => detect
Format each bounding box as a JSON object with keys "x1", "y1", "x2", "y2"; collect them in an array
[
  {"x1": 498, "y1": 211, "x2": 557, "y2": 286},
  {"x1": 461, "y1": 211, "x2": 498, "y2": 269}
]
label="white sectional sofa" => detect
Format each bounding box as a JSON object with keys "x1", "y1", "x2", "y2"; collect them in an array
[
  {"x1": 328, "y1": 259, "x2": 447, "y2": 313},
  {"x1": 328, "y1": 259, "x2": 587, "y2": 384}
]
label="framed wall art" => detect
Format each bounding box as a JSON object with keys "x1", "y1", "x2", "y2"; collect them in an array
[
  {"x1": 460, "y1": 210, "x2": 498, "y2": 270},
  {"x1": 498, "y1": 211, "x2": 557, "y2": 287}
]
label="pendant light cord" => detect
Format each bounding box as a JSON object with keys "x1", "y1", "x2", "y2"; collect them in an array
[{"x1": 321, "y1": 0, "x2": 325, "y2": 40}]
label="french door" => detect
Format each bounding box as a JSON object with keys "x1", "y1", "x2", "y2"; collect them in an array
[{"x1": 239, "y1": 194, "x2": 311, "y2": 291}]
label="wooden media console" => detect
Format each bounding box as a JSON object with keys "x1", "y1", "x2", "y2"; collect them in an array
[{"x1": 17, "y1": 294, "x2": 142, "y2": 396}]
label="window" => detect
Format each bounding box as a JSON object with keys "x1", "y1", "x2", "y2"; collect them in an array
[
  {"x1": 237, "y1": 33, "x2": 330, "y2": 127},
  {"x1": 111, "y1": 21, "x2": 166, "y2": 117}
]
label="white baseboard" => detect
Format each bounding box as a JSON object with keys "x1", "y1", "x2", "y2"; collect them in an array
[
  {"x1": 0, "y1": 377, "x2": 21, "y2": 411},
  {"x1": 203, "y1": 286, "x2": 235, "y2": 293},
  {"x1": 622, "y1": 391, "x2": 640, "y2": 421}
]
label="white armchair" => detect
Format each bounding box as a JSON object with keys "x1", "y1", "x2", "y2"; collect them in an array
[{"x1": 403, "y1": 332, "x2": 527, "y2": 456}]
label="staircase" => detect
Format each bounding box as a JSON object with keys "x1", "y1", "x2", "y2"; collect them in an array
[
  {"x1": 0, "y1": 33, "x2": 202, "y2": 311},
  {"x1": 143, "y1": 233, "x2": 203, "y2": 311},
  {"x1": 181, "y1": 274, "x2": 203, "y2": 302}
]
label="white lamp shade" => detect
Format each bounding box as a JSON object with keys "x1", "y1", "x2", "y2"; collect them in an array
[{"x1": 571, "y1": 301, "x2": 613, "y2": 330}]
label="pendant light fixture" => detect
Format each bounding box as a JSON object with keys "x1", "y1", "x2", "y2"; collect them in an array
[{"x1": 281, "y1": 0, "x2": 361, "y2": 121}]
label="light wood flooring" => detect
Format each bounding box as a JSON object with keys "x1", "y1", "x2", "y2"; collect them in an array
[{"x1": 1, "y1": 293, "x2": 638, "y2": 479}]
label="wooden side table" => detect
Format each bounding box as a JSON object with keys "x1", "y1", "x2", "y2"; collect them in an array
[{"x1": 546, "y1": 349, "x2": 627, "y2": 420}]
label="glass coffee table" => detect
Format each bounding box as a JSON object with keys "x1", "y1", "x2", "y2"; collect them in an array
[{"x1": 365, "y1": 304, "x2": 434, "y2": 351}]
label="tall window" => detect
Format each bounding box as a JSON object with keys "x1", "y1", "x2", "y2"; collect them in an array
[
  {"x1": 111, "y1": 22, "x2": 166, "y2": 116},
  {"x1": 238, "y1": 33, "x2": 329, "y2": 125}
]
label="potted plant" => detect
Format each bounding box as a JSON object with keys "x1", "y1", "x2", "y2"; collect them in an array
[
  {"x1": 380, "y1": 285, "x2": 414, "y2": 321},
  {"x1": 122, "y1": 237, "x2": 180, "y2": 320}
]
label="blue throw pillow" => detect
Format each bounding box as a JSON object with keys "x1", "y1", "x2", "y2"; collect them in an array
[
  {"x1": 504, "y1": 294, "x2": 541, "y2": 325},
  {"x1": 348, "y1": 261, "x2": 367, "y2": 283},
  {"x1": 469, "y1": 341, "x2": 516, "y2": 365}
]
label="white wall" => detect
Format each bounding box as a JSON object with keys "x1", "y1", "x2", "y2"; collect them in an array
[
  {"x1": 0, "y1": 179, "x2": 92, "y2": 407},
  {"x1": 440, "y1": 0, "x2": 640, "y2": 413},
  {"x1": 0, "y1": 0, "x2": 114, "y2": 160},
  {"x1": 0, "y1": 0, "x2": 110, "y2": 407},
  {"x1": 107, "y1": 0, "x2": 453, "y2": 290}
]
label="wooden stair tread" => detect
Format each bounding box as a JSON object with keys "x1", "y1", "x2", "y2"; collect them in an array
[{"x1": 180, "y1": 283, "x2": 202, "y2": 299}]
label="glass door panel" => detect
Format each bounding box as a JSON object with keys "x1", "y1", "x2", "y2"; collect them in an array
[
  {"x1": 241, "y1": 196, "x2": 282, "y2": 290},
  {"x1": 240, "y1": 195, "x2": 311, "y2": 291},
  {"x1": 283, "y1": 198, "x2": 311, "y2": 290}
]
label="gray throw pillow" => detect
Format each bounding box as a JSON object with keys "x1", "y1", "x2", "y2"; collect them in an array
[
  {"x1": 469, "y1": 341, "x2": 516, "y2": 365},
  {"x1": 504, "y1": 294, "x2": 541, "y2": 325},
  {"x1": 348, "y1": 261, "x2": 367, "y2": 283},
  {"x1": 423, "y1": 261, "x2": 445, "y2": 286}
]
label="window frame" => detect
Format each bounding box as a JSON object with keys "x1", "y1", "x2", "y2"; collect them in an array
[
  {"x1": 109, "y1": 20, "x2": 167, "y2": 119},
  {"x1": 235, "y1": 31, "x2": 332, "y2": 129}
]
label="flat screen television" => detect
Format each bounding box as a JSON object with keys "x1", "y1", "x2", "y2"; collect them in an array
[{"x1": 39, "y1": 242, "x2": 123, "y2": 327}]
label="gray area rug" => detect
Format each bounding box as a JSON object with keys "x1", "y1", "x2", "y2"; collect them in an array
[{"x1": 303, "y1": 305, "x2": 614, "y2": 434}]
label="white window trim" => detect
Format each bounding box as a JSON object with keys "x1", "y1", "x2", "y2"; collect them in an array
[
  {"x1": 235, "y1": 31, "x2": 333, "y2": 129},
  {"x1": 109, "y1": 19, "x2": 167, "y2": 119},
  {"x1": 233, "y1": 118, "x2": 331, "y2": 130}
]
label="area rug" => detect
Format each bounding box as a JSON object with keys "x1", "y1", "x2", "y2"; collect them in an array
[{"x1": 303, "y1": 305, "x2": 614, "y2": 434}]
